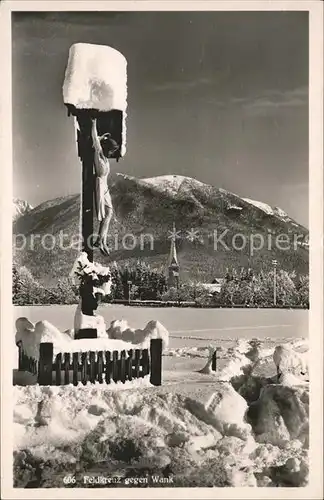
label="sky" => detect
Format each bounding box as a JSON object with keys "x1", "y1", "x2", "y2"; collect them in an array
[{"x1": 12, "y1": 11, "x2": 309, "y2": 227}]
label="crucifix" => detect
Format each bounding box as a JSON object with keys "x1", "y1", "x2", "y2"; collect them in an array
[{"x1": 63, "y1": 43, "x2": 127, "y2": 339}]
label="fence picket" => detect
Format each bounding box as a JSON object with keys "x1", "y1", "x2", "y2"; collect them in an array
[
  {"x1": 72, "y1": 352, "x2": 79, "y2": 386},
  {"x1": 150, "y1": 339, "x2": 162, "y2": 386},
  {"x1": 142, "y1": 349, "x2": 149, "y2": 377},
  {"x1": 97, "y1": 351, "x2": 103, "y2": 384},
  {"x1": 55, "y1": 353, "x2": 62, "y2": 386},
  {"x1": 134, "y1": 350, "x2": 141, "y2": 378},
  {"x1": 64, "y1": 353, "x2": 70, "y2": 384},
  {"x1": 120, "y1": 351, "x2": 126, "y2": 383},
  {"x1": 38, "y1": 343, "x2": 54, "y2": 386},
  {"x1": 89, "y1": 352, "x2": 96, "y2": 383},
  {"x1": 20, "y1": 349, "x2": 24, "y2": 370},
  {"x1": 127, "y1": 350, "x2": 133, "y2": 381},
  {"x1": 24, "y1": 353, "x2": 28, "y2": 371},
  {"x1": 81, "y1": 352, "x2": 87, "y2": 385},
  {"x1": 105, "y1": 351, "x2": 111, "y2": 384},
  {"x1": 112, "y1": 351, "x2": 119, "y2": 383},
  {"x1": 17, "y1": 342, "x2": 23, "y2": 371}
]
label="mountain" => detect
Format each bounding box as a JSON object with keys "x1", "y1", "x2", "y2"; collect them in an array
[
  {"x1": 13, "y1": 198, "x2": 33, "y2": 221},
  {"x1": 13, "y1": 174, "x2": 309, "y2": 285}
]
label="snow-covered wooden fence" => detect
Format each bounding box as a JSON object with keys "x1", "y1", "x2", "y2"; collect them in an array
[
  {"x1": 17, "y1": 341, "x2": 38, "y2": 375},
  {"x1": 17, "y1": 339, "x2": 163, "y2": 387}
]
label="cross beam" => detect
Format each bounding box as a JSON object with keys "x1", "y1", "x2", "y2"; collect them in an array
[
  {"x1": 66, "y1": 106, "x2": 97, "y2": 337},
  {"x1": 66, "y1": 105, "x2": 123, "y2": 339}
]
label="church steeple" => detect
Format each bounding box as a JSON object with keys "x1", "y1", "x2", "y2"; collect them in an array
[
  {"x1": 167, "y1": 222, "x2": 180, "y2": 288},
  {"x1": 169, "y1": 222, "x2": 179, "y2": 267}
]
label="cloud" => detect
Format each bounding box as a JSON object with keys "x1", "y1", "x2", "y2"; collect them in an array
[
  {"x1": 147, "y1": 76, "x2": 214, "y2": 92},
  {"x1": 196, "y1": 86, "x2": 308, "y2": 113},
  {"x1": 147, "y1": 67, "x2": 232, "y2": 93},
  {"x1": 240, "y1": 87, "x2": 308, "y2": 116}
]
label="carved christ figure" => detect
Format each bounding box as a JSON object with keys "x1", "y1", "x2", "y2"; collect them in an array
[{"x1": 91, "y1": 118, "x2": 119, "y2": 256}]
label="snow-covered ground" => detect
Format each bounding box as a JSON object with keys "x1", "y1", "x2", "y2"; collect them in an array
[
  {"x1": 14, "y1": 305, "x2": 308, "y2": 342},
  {"x1": 13, "y1": 306, "x2": 309, "y2": 489}
]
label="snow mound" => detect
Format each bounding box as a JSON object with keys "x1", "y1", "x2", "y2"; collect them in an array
[
  {"x1": 193, "y1": 339, "x2": 265, "y2": 383},
  {"x1": 74, "y1": 302, "x2": 108, "y2": 339},
  {"x1": 185, "y1": 381, "x2": 253, "y2": 440},
  {"x1": 165, "y1": 345, "x2": 218, "y2": 359},
  {"x1": 107, "y1": 319, "x2": 169, "y2": 350},
  {"x1": 13, "y1": 386, "x2": 255, "y2": 487},
  {"x1": 214, "y1": 338, "x2": 309, "y2": 384},
  {"x1": 215, "y1": 349, "x2": 252, "y2": 381},
  {"x1": 16, "y1": 319, "x2": 73, "y2": 360},
  {"x1": 247, "y1": 384, "x2": 309, "y2": 449},
  {"x1": 278, "y1": 372, "x2": 309, "y2": 387},
  {"x1": 198, "y1": 357, "x2": 214, "y2": 374},
  {"x1": 273, "y1": 344, "x2": 308, "y2": 378},
  {"x1": 15, "y1": 316, "x2": 169, "y2": 361},
  {"x1": 13, "y1": 337, "x2": 310, "y2": 488},
  {"x1": 15, "y1": 317, "x2": 35, "y2": 345},
  {"x1": 63, "y1": 43, "x2": 127, "y2": 113},
  {"x1": 14, "y1": 380, "x2": 308, "y2": 488}
]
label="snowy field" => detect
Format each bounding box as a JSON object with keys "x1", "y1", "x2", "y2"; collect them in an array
[
  {"x1": 13, "y1": 306, "x2": 309, "y2": 488},
  {"x1": 14, "y1": 304, "x2": 308, "y2": 346}
]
